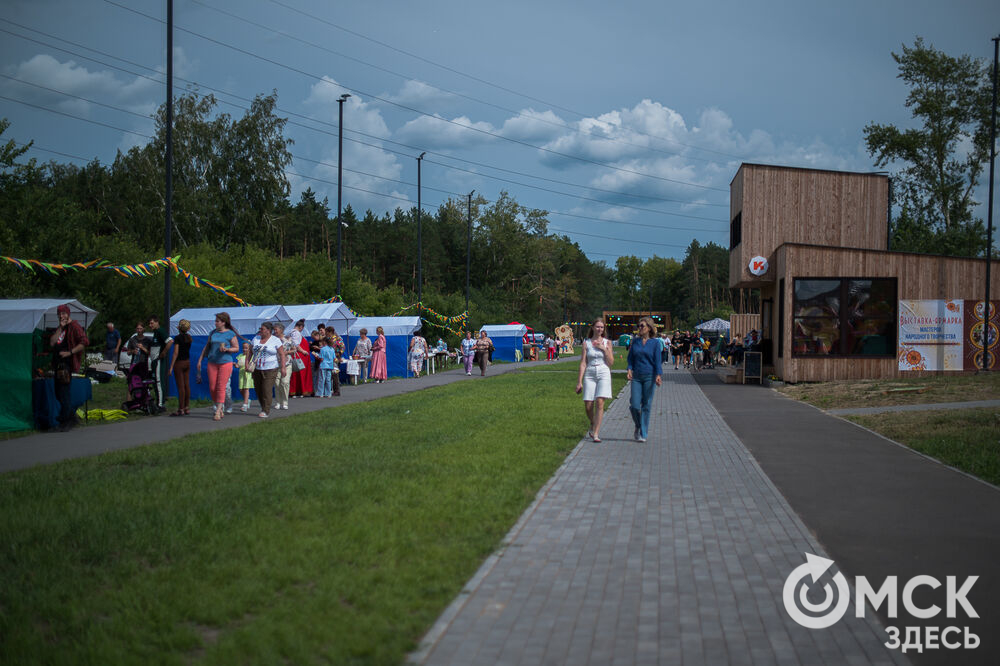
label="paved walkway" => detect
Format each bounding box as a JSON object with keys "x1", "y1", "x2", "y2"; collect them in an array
[
  {"x1": 412, "y1": 372, "x2": 907, "y2": 665},
  {"x1": 0, "y1": 360, "x2": 528, "y2": 473}
]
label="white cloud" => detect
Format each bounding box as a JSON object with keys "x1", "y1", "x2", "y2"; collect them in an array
[
  {"x1": 385, "y1": 79, "x2": 454, "y2": 108},
  {"x1": 395, "y1": 114, "x2": 496, "y2": 149},
  {"x1": 500, "y1": 108, "x2": 566, "y2": 142}
]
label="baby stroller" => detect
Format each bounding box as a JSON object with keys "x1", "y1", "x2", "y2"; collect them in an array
[{"x1": 122, "y1": 360, "x2": 157, "y2": 415}]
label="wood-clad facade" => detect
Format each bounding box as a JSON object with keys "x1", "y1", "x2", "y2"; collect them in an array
[
  {"x1": 729, "y1": 163, "x2": 998, "y2": 382},
  {"x1": 730, "y1": 164, "x2": 889, "y2": 289}
]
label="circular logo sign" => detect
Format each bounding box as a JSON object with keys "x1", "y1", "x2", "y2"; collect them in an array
[
  {"x1": 749, "y1": 256, "x2": 769, "y2": 276},
  {"x1": 783, "y1": 553, "x2": 850, "y2": 629}
]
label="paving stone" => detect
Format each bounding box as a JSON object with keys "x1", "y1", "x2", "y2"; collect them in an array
[{"x1": 412, "y1": 371, "x2": 906, "y2": 665}]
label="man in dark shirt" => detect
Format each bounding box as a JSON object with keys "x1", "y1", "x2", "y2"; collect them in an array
[
  {"x1": 147, "y1": 315, "x2": 174, "y2": 412},
  {"x1": 103, "y1": 321, "x2": 121, "y2": 362}
]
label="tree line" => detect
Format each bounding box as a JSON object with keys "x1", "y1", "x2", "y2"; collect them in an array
[{"x1": 1, "y1": 92, "x2": 736, "y2": 344}]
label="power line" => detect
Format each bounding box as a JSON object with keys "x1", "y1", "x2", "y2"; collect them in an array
[
  {"x1": 0, "y1": 19, "x2": 729, "y2": 216},
  {"x1": 102, "y1": 0, "x2": 729, "y2": 194}
]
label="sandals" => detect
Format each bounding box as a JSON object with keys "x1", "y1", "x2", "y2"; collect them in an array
[
  {"x1": 169, "y1": 410, "x2": 184, "y2": 417},
  {"x1": 593, "y1": 435, "x2": 602, "y2": 443}
]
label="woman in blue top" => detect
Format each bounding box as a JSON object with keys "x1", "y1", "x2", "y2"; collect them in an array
[
  {"x1": 195, "y1": 312, "x2": 239, "y2": 422},
  {"x1": 626, "y1": 316, "x2": 663, "y2": 442}
]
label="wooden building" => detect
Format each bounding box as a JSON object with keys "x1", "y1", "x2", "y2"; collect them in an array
[{"x1": 730, "y1": 163, "x2": 999, "y2": 382}]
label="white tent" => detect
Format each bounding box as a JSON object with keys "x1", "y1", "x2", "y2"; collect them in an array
[
  {"x1": 169, "y1": 305, "x2": 293, "y2": 337},
  {"x1": 0, "y1": 298, "x2": 98, "y2": 334},
  {"x1": 282, "y1": 303, "x2": 356, "y2": 337},
  {"x1": 695, "y1": 317, "x2": 731, "y2": 332}
]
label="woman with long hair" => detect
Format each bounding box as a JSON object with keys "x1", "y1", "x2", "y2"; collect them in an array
[
  {"x1": 168, "y1": 318, "x2": 193, "y2": 416},
  {"x1": 195, "y1": 312, "x2": 239, "y2": 422},
  {"x1": 626, "y1": 316, "x2": 663, "y2": 442},
  {"x1": 576, "y1": 317, "x2": 614, "y2": 442},
  {"x1": 369, "y1": 326, "x2": 388, "y2": 383}
]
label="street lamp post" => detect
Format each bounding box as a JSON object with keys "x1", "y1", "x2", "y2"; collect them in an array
[
  {"x1": 466, "y1": 190, "x2": 474, "y2": 320},
  {"x1": 417, "y1": 152, "x2": 426, "y2": 318},
  {"x1": 336, "y1": 93, "x2": 350, "y2": 297}
]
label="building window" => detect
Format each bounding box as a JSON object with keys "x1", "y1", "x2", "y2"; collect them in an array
[
  {"x1": 792, "y1": 278, "x2": 896, "y2": 356},
  {"x1": 730, "y1": 212, "x2": 742, "y2": 249}
]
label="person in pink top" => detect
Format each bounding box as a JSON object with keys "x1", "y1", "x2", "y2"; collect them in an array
[{"x1": 369, "y1": 326, "x2": 388, "y2": 383}]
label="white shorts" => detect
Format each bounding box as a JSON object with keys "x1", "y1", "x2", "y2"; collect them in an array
[{"x1": 582, "y1": 364, "x2": 612, "y2": 402}]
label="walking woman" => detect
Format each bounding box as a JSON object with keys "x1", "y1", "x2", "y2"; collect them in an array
[
  {"x1": 168, "y1": 318, "x2": 193, "y2": 416},
  {"x1": 273, "y1": 323, "x2": 293, "y2": 410},
  {"x1": 409, "y1": 328, "x2": 428, "y2": 378},
  {"x1": 369, "y1": 325, "x2": 388, "y2": 383},
  {"x1": 474, "y1": 329, "x2": 494, "y2": 376},
  {"x1": 196, "y1": 312, "x2": 239, "y2": 422},
  {"x1": 576, "y1": 317, "x2": 614, "y2": 442},
  {"x1": 461, "y1": 329, "x2": 476, "y2": 376},
  {"x1": 626, "y1": 316, "x2": 663, "y2": 442},
  {"x1": 248, "y1": 322, "x2": 286, "y2": 418}
]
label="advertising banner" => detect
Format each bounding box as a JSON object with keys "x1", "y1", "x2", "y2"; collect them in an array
[
  {"x1": 963, "y1": 300, "x2": 999, "y2": 371},
  {"x1": 898, "y1": 300, "x2": 1000, "y2": 371},
  {"x1": 897, "y1": 300, "x2": 964, "y2": 371}
]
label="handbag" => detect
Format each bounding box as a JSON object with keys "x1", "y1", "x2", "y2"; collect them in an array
[{"x1": 291, "y1": 355, "x2": 306, "y2": 372}]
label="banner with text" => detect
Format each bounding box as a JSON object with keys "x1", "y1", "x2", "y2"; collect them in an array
[{"x1": 897, "y1": 300, "x2": 964, "y2": 371}]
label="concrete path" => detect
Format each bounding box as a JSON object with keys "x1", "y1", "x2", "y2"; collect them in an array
[
  {"x1": 412, "y1": 372, "x2": 908, "y2": 665},
  {"x1": 0, "y1": 360, "x2": 529, "y2": 474}
]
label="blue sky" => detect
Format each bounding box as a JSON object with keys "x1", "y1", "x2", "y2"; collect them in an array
[{"x1": 1, "y1": 0, "x2": 997, "y2": 265}]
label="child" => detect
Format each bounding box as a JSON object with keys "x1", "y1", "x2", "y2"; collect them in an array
[
  {"x1": 314, "y1": 337, "x2": 338, "y2": 397},
  {"x1": 235, "y1": 342, "x2": 255, "y2": 411}
]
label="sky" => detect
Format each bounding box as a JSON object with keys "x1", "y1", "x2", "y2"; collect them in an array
[{"x1": 1, "y1": 0, "x2": 998, "y2": 266}]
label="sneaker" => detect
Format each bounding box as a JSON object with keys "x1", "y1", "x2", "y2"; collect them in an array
[
  {"x1": 240, "y1": 403, "x2": 249, "y2": 413},
  {"x1": 225, "y1": 407, "x2": 233, "y2": 414},
  {"x1": 258, "y1": 412, "x2": 268, "y2": 418},
  {"x1": 281, "y1": 403, "x2": 288, "y2": 410},
  {"x1": 638, "y1": 436, "x2": 647, "y2": 443},
  {"x1": 467, "y1": 372, "x2": 472, "y2": 376}
]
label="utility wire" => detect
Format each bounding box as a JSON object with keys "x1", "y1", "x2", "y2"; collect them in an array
[
  {"x1": 102, "y1": 0, "x2": 728, "y2": 193},
  {"x1": 0, "y1": 19, "x2": 729, "y2": 213}
]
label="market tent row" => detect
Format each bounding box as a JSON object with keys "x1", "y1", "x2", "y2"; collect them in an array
[
  {"x1": 0, "y1": 299, "x2": 98, "y2": 432},
  {"x1": 283, "y1": 303, "x2": 356, "y2": 337},
  {"x1": 480, "y1": 323, "x2": 527, "y2": 362},
  {"x1": 168, "y1": 305, "x2": 293, "y2": 402},
  {"x1": 346, "y1": 316, "x2": 421, "y2": 378}
]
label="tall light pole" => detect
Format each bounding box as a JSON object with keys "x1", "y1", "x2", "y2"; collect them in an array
[
  {"x1": 982, "y1": 35, "x2": 998, "y2": 371},
  {"x1": 417, "y1": 152, "x2": 426, "y2": 318},
  {"x1": 164, "y1": 0, "x2": 173, "y2": 326},
  {"x1": 336, "y1": 93, "x2": 350, "y2": 297},
  {"x1": 466, "y1": 190, "x2": 474, "y2": 320}
]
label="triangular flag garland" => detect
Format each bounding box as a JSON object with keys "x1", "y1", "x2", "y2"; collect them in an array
[
  {"x1": 2, "y1": 254, "x2": 251, "y2": 307},
  {"x1": 5, "y1": 255, "x2": 474, "y2": 330}
]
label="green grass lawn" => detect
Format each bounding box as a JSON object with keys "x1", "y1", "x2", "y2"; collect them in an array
[
  {"x1": 847, "y1": 408, "x2": 1000, "y2": 486},
  {"x1": 0, "y1": 365, "x2": 625, "y2": 665}
]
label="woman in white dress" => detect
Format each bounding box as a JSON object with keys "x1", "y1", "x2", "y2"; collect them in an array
[{"x1": 576, "y1": 317, "x2": 614, "y2": 442}]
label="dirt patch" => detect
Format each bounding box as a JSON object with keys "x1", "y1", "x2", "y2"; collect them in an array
[{"x1": 777, "y1": 373, "x2": 1000, "y2": 409}]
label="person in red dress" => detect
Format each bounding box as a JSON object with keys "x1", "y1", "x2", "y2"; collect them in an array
[{"x1": 287, "y1": 319, "x2": 314, "y2": 398}]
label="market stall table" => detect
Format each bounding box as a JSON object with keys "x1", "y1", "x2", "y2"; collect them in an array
[{"x1": 32, "y1": 376, "x2": 92, "y2": 430}]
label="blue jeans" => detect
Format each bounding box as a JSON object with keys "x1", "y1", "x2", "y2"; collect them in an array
[
  {"x1": 316, "y1": 368, "x2": 332, "y2": 397},
  {"x1": 629, "y1": 374, "x2": 656, "y2": 439}
]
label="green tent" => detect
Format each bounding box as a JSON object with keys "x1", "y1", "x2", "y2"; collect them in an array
[{"x1": 0, "y1": 299, "x2": 98, "y2": 432}]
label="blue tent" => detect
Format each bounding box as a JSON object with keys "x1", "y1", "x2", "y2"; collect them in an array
[
  {"x1": 346, "y1": 316, "x2": 421, "y2": 378},
  {"x1": 169, "y1": 305, "x2": 293, "y2": 401},
  {"x1": 480, "y1": 324, "x2": 527, "y2": 362}
]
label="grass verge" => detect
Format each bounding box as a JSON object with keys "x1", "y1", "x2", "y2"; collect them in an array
[
  {"x1": 777, "y1": 372, "x2": 1000, "y2": 409},
  {"x1": 0, "y1": 366, "x2": 624, "y2": 665},
  {"x1": 846, "y1": 408, "x2": 1000, "y2": 486}
]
